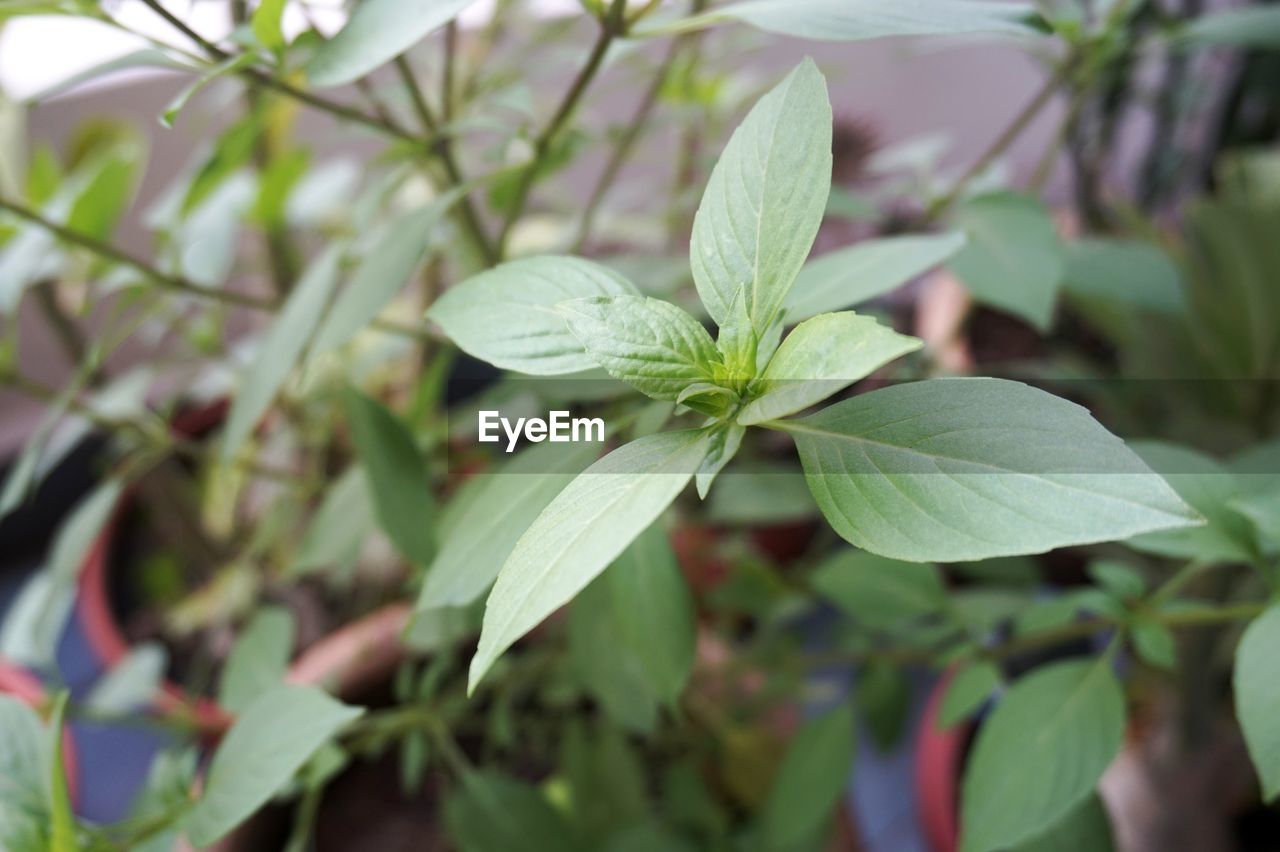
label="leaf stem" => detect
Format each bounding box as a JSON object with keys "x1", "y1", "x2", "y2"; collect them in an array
[
  {"x1": 922, "y1": 54, "x2": 1076, "y2": 224},
  {"x1": 495, "y1": 4, "x2": 625, "y2": 256}
]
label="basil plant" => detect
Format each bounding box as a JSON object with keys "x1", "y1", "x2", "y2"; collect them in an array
[{"x1": 428, "y1": 59, "x2": 1201, "y2": 691}]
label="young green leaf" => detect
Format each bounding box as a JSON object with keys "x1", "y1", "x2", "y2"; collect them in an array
[
  {"x1": 310, "y1": 191, "x2": 464, "y2": 355},
  {"x1": 86, "y1": 643, "x2": 166, "y2": 715},
  {"x1": 185, "y1": 685, "x2": 363, "y2": 847},
  {"x1": 961, "y1": 659, "x2": 1125, "y2": 852},
  {"x1": 558, "y1": 294, "x2": 722, "y2": 401},
  {"x1": 1231, "y1": 487, "x2": 1280, "y2": 547},
  {"x1": 417, "y1": 441, "x2": 599, "y2": 611},
  {"x1": 605, "y1": 524, "x2": 696, "y2": 706},
  {"x1": 810, "y1": 550, "x2": 946, "y2": 628},
  {"x1": 690, "y1": 59, "x2": 832, "y2": 339},
  {"x1": 220, "y1": 246, "x2": 343, "y2": 461},
  {"x1": 760, "y1": 701, "x2": 856, "y2": 849},
  {"x1": 307, "y1": 0, "x2": 480, "y2": 87},
  {"x1": 779, "y1": 379, "x2": 1200, "y2": 562},
  {"x1": 939, "y1": 662, "x2": 1002, "y2": 728},
  {"x1": 695, "y1": 423, "x2": 745, "y2": 499},
  {"x1": 783, "y1": 232, "x2": 967, "y2": 322},
  {"x1": 218, "y1": 606, "x2": 296, "y2": 714},
  {"x1": 640, "y1": 0, "x2": 1037, "y2": 41},
  {"x1": 290, "y1": 465, "x2": 375, "y2": 576},
  {"x1": 429, "y1": 256, "x2": 637, "y2": 375},
  {"x1": 949, "y1": 192, "x2": 1064, "y2": 331},
  {"x1": 1235, "y1": 604, "x2": 1280, "y2": 801},
  {"x1": 738, "y1": 312, "x2": 921, "y2": 425},
  {"x1": 469, "y1": 430, "x2": 713, "y2": 692},
  {"x1": 161, "y1": 53, "x2": 258, "y2": 128},
  {"x1": 1131, "y1": 618, "x2": 1177, "y2": 671},
  {"x1": 251, "y1": 0, "x2": 288, "y2": 51},
  {"x1": 343, "y1": 390, "x2": 435, "y2": 566}
]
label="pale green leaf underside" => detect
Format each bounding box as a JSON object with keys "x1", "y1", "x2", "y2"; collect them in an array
[
  {"x1": 310, "y1": 191, "x2": 463, "y2": 356},
  {"x1": 642, "y1": 0, "x2": 1038, "y2": 41},
  {"x1": 417, "y1": 441, "x2": 599, "y2": 611},
  {"x1": 780, "y1": 379, "x2": 1200, "y2": 562},
  {"x1": 429, "y1": 256, "x2": 637, "y2": 375},
  {"x1": 185, "y1": 685, "x2": 362, "y2": 846},
  {"x1": 559, "y1": 295, "x2": 720, "y2": 401},
  {"x1": 690, "y1": 58, "x2": 832, "y2": 338},
  {"x1": 949, "y1": 192, "x2": 1064, "y2": 331},
  {"x1": 783, "y1": 232, "x2": 967, "y2": 322},
  {"x1": 738, "y1": 312, "x2": 921, "y2": 424},
  {"x1": 1235, "y1": 605, "x2": 1280, "y2": 801},
  {"x1": 218, "y1": 607, "x2": 295, "y2": 715},
  {"x1": 961, "y1": 660, "x2": 1125, "y2": 852},
  {"x1": 307, "y1": 0, "x2": 480, "y2": 87},
  {"x1": 221, "y1": 246, "x2": 342, "y2": 461},
  {"x1": 469, "y1": 430, "x2": 712, "y2": 692}
]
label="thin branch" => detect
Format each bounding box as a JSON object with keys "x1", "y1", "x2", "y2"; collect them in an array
[{"x1": 495, "y1": 4, "x2": 625, "y2": 256}]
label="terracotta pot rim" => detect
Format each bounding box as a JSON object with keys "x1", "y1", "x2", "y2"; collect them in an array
[
  {"x1": 0, "y1": 656, "x2": 79, "y2": 804},
  {"x1": 914, "y1": 669, "x2": 974, "y2": 852}
]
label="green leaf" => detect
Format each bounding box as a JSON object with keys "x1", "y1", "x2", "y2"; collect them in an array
[
  {"x1": 569, "y1": 579, "x2": 658, "y2": 732},
  {"x1": 429, "y1": 256, "x2": 637, "y2": 375},
  {"x1": 309, "y1": 190, "x2": 463, "y2": 355},
  {"x1": 949, "y1": 192, "x2": 1064, "y2": 330},
  {"x1": 291, "y1": 465, "x2": 375, "y2": 576},
  {"x1": 641, "y1": 0, "x2": 1037, "y2": 41},
  {"x1": 760, "y1": 701, "x2": 856, "y2": 849},
  {"x1": 1177, "y1": 6, "x2": 1280, "y2": 50},
  {"x1": 48, "y1": 693, "x2": 78, "y2": 852},
  {"x1": 783, "y1": 232, "x2": 967, "y2": 322},
  {"x1": 0, "y1": 695, "x2": 52, "y2": 850},
  {"x1": 443, "y1": 770, "x2": 579, "y2": 852},
  {"x1": 695, "y1": 423, "x2": 744, "y2": 499},
  {"x1": 707, "y1": 467, "x2": 817, "y2": 525},
  {"x1": 218, "y1": 606, "x2": 296, "y2": 714},
  {"x1": 1235, "y1": 604, "x2": 1280, "y2": 801},
  {"x1": 1063, "y1": 239, "x2": 1184, "y2": 314},
  {"x1": 469, "y1": 430, "x2": 712, "y2": 692},
  {"x1": 1088, "y1": 560, "x2": 1145, "y2": 600},
  {"x1": 220, "y1": 246, "x2": 343, "y2": 461},
  {"x1": 940, "y1": 662, "x2": 1001, "y2": 727},
  {"x1": 1011, "y1": 794, "x2": 1115, "y2": 852},
  {"x1": 960, "y1": 659, "x2": 1125, "y2": 852},
  {"x1": 1231, "y1": 488, "x2": 1280, "y2": 548},
  {"x1": 690, "y1": 59, "x2": 832, "y2": 339},
  {"x1": 65, "y1": 144, "x2": 141, "y2": 241},
  {"x1": 343, "y1": 390, "x2": 435, "y2": 566},
  {"x1": 558, "y1": 295, "x2": 721, "y2": 401},
  {"x1": 418, "y1": 441, "x2": 599, "y2": 611},
  {"x1": 308, "y1": 0, "x2": 480, "y2": 87},
  {"x1": 161, "y1": 53, "x2": 257, "y2": 128},
  {"x1": 810, "y1": 549, "x2": 946, "y2": 628},
  {"x1": 604, "y1": 525, "x2": 696, "y2": 706},
  {"x1": 86, "y1": 643, "x2": 166, "y2": 715},
  {"x1": 1126, "y1": 442, "x2": 1259, "y2": 563},
  {"x1": 738, "y1": 312, "x2": 921, "y2": 425},
  {"x1": 780, "y1": 379, "x2": 1199, "y2": 562},
  {"x1": 185, "y1": 685, "x2": 363, "y2": 847},
  {"x1": 1131, "y1": 618, "x2": 1177, "y2": 671},
  {"x1": 858, "y1": 663, "x2": 910, "y2": 750},
  {"x1": 252, "y1": 0, "x2": 288, "y2": 51}
]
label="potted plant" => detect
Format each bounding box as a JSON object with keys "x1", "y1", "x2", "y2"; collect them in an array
[{"x1": 0, "y1": 0, "x2": 1277, "y2": 850}]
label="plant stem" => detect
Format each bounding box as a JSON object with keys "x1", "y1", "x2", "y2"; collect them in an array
[
  {"x1": 922, "y1": 55, "x2": 1075, "y2": 224},
  {"x1": 572, "y1": 31, "x2": 688, "y2": 252},
  {"x1": 0, "y1": 196, "x2": 433, "y2": 341},
  {"x1": 495, "y1": 4, "x2": 624, "y2": 257}
]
